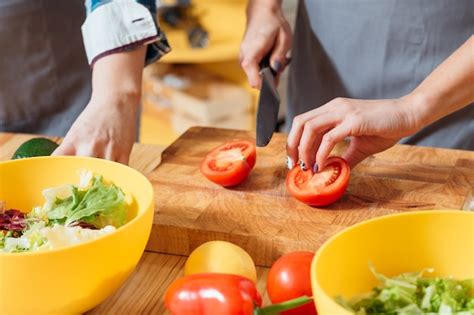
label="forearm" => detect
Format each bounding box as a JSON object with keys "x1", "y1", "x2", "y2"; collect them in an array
[
  {"x1": 91, "y1": 46, "x2": 146, "y2": 106},
  {"x1": 408, "y1": 35, "x2": 474, "y2": 129},
  {"x1": 247, "y1": 0, "x2": 282, "y2": 15}
]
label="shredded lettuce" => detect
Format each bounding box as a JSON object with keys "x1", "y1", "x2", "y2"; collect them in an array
[
  {"x1": 41, "y1": 174, "x2": 127, "y2": 229},
  {"x1": 1, "y1": 222, "x2": 116, "y2": 253},
  {"x1": 337, "y1": 264, "x2": 474, "y2": 315},
  {"x1": 2, "y1": 221, "x2": 48, "y2": 252},
  {"x1": 0, "y1": 231, "x2": 6, "y2": 250},
  {"x1": 1, "y1": 171, "x2": 127, "y2": 253}
]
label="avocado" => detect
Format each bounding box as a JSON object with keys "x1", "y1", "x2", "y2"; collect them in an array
[{"x1": 12, "y1": 138, "x2": 59, "y2": 160}]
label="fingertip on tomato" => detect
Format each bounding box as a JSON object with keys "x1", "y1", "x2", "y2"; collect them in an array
[{"x1": 286, "y1": 156, "x2": 350, "y2": 207}]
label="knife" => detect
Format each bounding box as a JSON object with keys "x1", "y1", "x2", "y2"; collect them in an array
[{"x1": 256, "y1": 55, "x2": 281, "y2": 147}]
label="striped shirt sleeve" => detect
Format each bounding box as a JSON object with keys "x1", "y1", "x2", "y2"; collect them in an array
[{"x1": 82, "y1": 0, "x2": 171, "y2": 66}]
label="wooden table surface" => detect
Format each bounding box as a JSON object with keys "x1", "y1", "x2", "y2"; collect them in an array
[{"x1": 1, "y1": 132, "x2": 473, "y2": 314}]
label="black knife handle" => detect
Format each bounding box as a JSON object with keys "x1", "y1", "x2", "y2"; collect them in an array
[{"x1": 259, "y1": 53, "x2": 277, "y2": 76}]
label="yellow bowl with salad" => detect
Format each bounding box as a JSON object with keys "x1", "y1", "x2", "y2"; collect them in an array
[
  {"x1": 311, "y1": 210, "x2": 474, "y2": 315},
  {"x1": 0, "y1": 156, "x2": 154, "y2": 315}
]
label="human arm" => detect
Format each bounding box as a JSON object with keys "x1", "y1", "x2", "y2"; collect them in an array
[
  {"x1": 53, "y1": 0, "x2": 170, "y2": 164},
  {"x1": 287, "y1": 35, "x2": 474, "y2": 171},
  {"x1": 53, "y1": 47, "x2": 146, "y2": 164}
]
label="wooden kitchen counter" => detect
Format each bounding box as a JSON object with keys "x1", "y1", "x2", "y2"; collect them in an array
[{"x1": 0, "y1": 131, "x2": 472, "y2": 314}]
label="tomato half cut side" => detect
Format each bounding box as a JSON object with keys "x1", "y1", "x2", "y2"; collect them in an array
[
  {"x1": 201, "y1": 140, "x2": 257, "y2": 187},
  {"x1": 286, "y1": 156, "x2": 350, "y2": 206}
]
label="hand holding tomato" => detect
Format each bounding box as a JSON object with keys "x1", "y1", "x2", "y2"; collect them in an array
[
  {"x1": 286, "y1": 156, "x2": 350, "y2": 206},
  {"x1": 286, "y1": 97, "x2": 418, "y2": 171},
  {"x1": 201, "y1": 140, "x2": 257, "y2": 187},
  {"x1": 267, "y1": 251, "x2": 317, "y2": 315}
]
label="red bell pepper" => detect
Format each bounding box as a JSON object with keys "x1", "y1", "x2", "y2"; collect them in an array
[{"x1": 164, "y1": 273, "x2": 313, "y2": 315}]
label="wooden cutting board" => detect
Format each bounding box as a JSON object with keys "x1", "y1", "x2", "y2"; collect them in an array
[{"x1": 146, "y1": 127, "x2": 473, "y2": 266}]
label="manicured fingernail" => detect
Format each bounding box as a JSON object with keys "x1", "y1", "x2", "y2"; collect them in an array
[
  {"x1": 285, "y1": 56, "x2": 292, "y2": 66},
  {"x1": 299, "y1": 159, "x2": 307, "y2": 171},
  {"x1": 272, "y1": 61, "x2": 282, "y2": 73},
  {"x1": 286, "y1": 156, "x2": 295, "y2": 170},
  {"x1": 313, "y1": 163, "x2": 319, "y2": 173}
]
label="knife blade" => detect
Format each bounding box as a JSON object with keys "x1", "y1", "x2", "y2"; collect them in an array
[{"x1": 256, "y1": 55, "x2": 281, "y2": 147}]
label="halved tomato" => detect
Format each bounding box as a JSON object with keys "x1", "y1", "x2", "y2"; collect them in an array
[
  {"x1": 201, "y1": 140, "x2": 256, "y2": 187},
  {"x1": 286, "y1": 156, "x2": 350, "y2": 206}
]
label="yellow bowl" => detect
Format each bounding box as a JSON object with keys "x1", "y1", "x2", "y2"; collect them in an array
[
  {"x1": 311, "y1": 210, "x2": 474, "y2": 315},
  {"x1": 0, "y1": 157, "x2": 154, "y2": 315}
]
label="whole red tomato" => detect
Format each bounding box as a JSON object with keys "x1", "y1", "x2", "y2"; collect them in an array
[{"x1": 267, "y1": 251, "x2": 317, "y2": 315}]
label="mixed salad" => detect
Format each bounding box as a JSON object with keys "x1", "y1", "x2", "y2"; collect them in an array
[
  {"x1": 0, "y1": 171, "x2": 127, "y2": 253},
  {"x1": 337, "y1": 265, "x2": 474, "y2": 315}
]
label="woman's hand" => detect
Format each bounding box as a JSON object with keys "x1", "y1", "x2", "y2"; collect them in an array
[
  {"x1": 287, "y1": 96, "x2": 421, "y2": 171},
  {"x1": 53, "y1": 46, "x2": 146, "y2": 164},
  {"x1": 53, "y1": 94, "x2": 138, "y2": 164},
  {"x1": 287, "y1": 36, "x2": 474, "y2": 171},
  {"x1": 240, "y1": 0, "x2": 291, "y2": 88}
]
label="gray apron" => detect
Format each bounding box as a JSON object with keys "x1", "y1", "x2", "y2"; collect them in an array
[
  {"x1": 0, "y1": 0, "x2": 91, "y2": 136},
  {"x1": 288, "y1": 0, "x2": 474, "y2": 150}
]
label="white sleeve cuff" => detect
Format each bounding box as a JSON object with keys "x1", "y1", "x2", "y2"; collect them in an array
[{"x1": 81, "y1": 0, "x2": 159, "y2": 65}]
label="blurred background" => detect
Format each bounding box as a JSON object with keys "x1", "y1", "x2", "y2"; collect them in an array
[{"x1": 141, "y1": 0, "x2": 297, "y2": 146}]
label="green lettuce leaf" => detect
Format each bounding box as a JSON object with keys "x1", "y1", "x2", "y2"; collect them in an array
[
  {"x1": 45, "y1": 175, "x2": 127, "y2": 228},
  {"x1": 337, "y1": 264, "x2": 474, "y2": 315}
]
